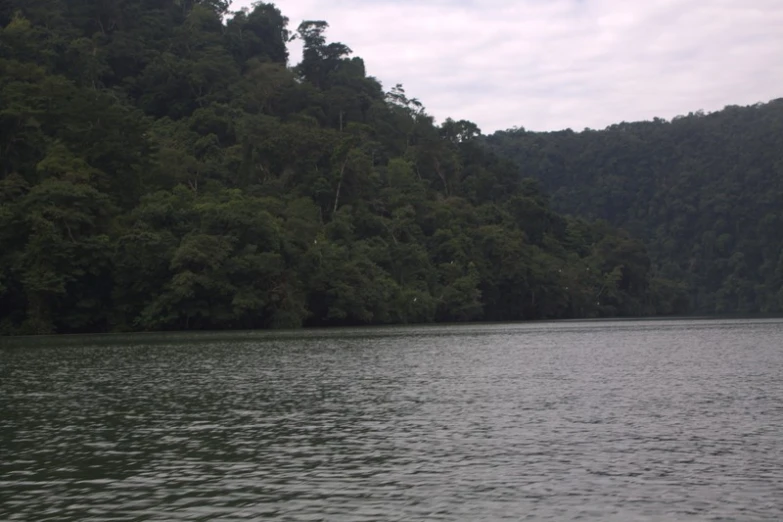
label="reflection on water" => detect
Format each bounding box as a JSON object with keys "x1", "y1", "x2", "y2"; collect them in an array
[{"x1": 2, "y1": 319, "x2": 783, "y2": 521}]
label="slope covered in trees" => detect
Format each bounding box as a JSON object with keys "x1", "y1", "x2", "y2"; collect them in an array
[
  {"x1": 0, "y1": 0, "x2": 686, "y2": 335},
  {"x1": 487, "y1": 101, "x2": 783, "y2": 314}
]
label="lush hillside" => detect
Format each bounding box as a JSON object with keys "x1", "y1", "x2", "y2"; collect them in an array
[
  {"x1": 487, "y1": 100, "x2": 783, "y2": 314},
  {"x1": 0, "y1": 1, "x2": 686, "y2": 335}
]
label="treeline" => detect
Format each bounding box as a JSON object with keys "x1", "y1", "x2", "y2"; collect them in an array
[
  {"x1": 487, "y1": 100, "x2": 783, "y2": 314},
  {"x1": 0, "y1": 0, "x2": 686, "y2": 335}
]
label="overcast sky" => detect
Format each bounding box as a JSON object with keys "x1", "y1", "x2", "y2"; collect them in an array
[{"x1": 233, "y1": 0, "x2": 783, "y2": 133}]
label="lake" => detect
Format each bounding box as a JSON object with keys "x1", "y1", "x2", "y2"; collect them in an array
[{"x1": 1, "y1": 318, "x2": 782, "y2": 521}]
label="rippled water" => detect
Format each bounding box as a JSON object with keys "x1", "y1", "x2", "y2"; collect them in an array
[{"x1": 2, "y1": 319, "x2": 783, "y2": 521}]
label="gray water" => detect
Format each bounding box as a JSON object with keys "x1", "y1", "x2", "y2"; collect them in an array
[{"x1": 1, "y1": 319, "x2": 783, "y2": 521}]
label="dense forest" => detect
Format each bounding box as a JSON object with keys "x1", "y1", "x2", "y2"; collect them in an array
[
  {"x1": 0, "y1": 0, "x2": 686, "y2": 335},
  {"x1": 487, "y1": 101, "x2": 783, "y2": 314}
]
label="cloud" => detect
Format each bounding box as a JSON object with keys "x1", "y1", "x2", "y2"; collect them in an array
[{"x1": 233, "y1": 0, "x2": 783, "y2": 132}]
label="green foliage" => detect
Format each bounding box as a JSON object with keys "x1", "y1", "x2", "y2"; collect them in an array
[
  {"x1": 488, "y1": 101, "x2": 783, "y2": 314},
  {"x1": 0, "y1": 1, "x2": 685, "y2": 335}
]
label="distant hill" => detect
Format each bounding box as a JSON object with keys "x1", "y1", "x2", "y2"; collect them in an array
[{"x1": 487, "y1": 100, "x2": 783, "y2": 314}]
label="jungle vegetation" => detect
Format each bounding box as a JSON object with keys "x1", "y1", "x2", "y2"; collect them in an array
[
  {"x1": 1, "y1": 0, "x2": 689, "y2": 334},
  {"x1": 488, "y1": 100, "x2": 783, "y2": 314}
]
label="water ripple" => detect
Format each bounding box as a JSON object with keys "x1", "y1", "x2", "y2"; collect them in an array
[{"x1": 2, "y1": 319, "x2": 783, "y2": 520}]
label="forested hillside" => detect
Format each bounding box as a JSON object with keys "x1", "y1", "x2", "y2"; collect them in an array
[
  {"x1": 0, "y1": 0, "x2": 686, "y2": 335},
  {"x1": 487, "y1": 101, "x2": 783, "y2": 314}
]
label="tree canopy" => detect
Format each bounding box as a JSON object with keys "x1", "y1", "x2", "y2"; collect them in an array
[{"x1": 0, "y1": 0, "x2": 686, "y2": 335}]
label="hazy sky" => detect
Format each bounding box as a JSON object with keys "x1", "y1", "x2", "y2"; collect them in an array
[{"x1": 233, "y1": 0, "x2": 783, "y2": 133}]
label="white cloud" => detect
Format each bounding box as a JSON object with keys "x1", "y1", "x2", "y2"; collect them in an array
[{"x1": 234, "y1": 0, "x2": 783, "y2": 132}]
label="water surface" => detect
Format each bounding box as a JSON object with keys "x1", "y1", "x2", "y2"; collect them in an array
[{"x1": 2, "y1": 319, "x2": 783, "y2": 520}]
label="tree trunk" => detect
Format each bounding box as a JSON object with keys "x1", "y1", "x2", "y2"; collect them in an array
[
  {"x1": 333, "y1": 160, "x2": 348, "y2": 215},
  {"x1": 434, "y1": 158, "x2": 449, "y2": 196}
]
